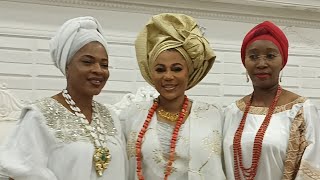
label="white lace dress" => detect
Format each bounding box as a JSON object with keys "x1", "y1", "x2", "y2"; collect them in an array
[
  {"x1": 223, "y1": 97, "x2": 320, "y2": 180},
  {"x1": 121, "y1": 99, "x2": 226, "y2": 180},
  {"x1": 0, "y1": 98, "x2": 127, "y2": 180}
]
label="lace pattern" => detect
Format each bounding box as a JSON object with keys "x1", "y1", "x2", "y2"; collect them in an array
[
  {"x1": 282, "y1": 109, "x2": 308, "y2": 180},
  {"x1": 297, "y1": 160, "x2": 320, "y2": 180}
]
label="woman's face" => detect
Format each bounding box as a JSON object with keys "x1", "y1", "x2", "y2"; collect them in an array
[
  {"x1": 245, "y1": 40, "x2": 283, "y2": 89},
  {"x1": 66, "y1": 41, "x2": 109, "y2": 97},
  {"x1": 151, "y1": 50, "x2": 189, "y2": 101}
]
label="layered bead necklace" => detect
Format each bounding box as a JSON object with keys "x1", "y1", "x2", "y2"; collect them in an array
[
  {"x1": 62, "y1": 89, "x2": 112, "y2": 177},
  {"x1": 135, "y1": 95, "x2": 189, "y2": 180},
  {"x1": 233, "y1": 85, "x2": 282, "y2": 180}
]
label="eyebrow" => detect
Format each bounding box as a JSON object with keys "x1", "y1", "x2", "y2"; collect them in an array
[
  {"x1": 154, "y1": 63, "x2": 183, "y2": 67},
  {"x1": 82, "y1": 54, "x2": 108, "y2": 61},
  {"x1": 247, "y1": 47, "x2": 279, "y2": 52}
]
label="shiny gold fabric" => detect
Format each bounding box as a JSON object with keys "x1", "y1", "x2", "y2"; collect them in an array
[{"x1": 135, "y1": 13, "x2": 215, "y2": 89}]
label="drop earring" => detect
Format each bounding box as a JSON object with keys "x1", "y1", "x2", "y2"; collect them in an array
[{"x1": 246, "y1": 71, "x2": 250, "y2": 83}]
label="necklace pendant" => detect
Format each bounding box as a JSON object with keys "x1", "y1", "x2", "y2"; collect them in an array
[{"x1": 93, "y1": 147, "x2": 111, "y2": 176}]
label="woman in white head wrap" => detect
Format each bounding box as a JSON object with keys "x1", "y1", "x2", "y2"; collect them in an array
[
  {"x1": 120, "y1": 13, "x2": 225, "y2": 180},
  {"x1": 0, "y1": 16, "x2": 127, "y2": 180}
]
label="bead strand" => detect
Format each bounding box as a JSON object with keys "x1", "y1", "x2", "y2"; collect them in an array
[
  {"x1": 136, "y1": 95, "x2": 189, "y2": 180},
  {"x1": 233, "y1": 86, "x2": 282, "y2": 180}
]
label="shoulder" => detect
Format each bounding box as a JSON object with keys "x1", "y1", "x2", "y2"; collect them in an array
[
  {"x1": 121, "y1": 100, "x2": 154, "y2": 117},
  {"x1": 192, "y1": 100, "x2": 221, "y2": 110},
  {"x1": 94, "y1": 101, "x2": 118, "y2": 123},
  {"x1": 278, "y1": 89, "x2": 303, "y2": 105},
  {"x1": 300, "y1": 98, "x2": 319, "y2": 117},
  {"x1": 130, "y1": 100, "x2": 154, "y2": 110},
  {"x1": 224, "y1": 97, "x2": 243, "y2": 114},
  {"x1": 18, "y1": 98, "x2": 55, "y2": 124},
  {"x1": 191, "y1": 100, "x2": 223, "y2": 118},
  {"x1": 190, "y1": 100, "x2": 224, "y2": 131},
  {"x1": 95, "y1": 102, "x2": 124, "y2": 135},
  {"x1": 96, "y1": 102, "x2": 122, "y2": 122},
  {"x1": 12, "y1": 98, "x2": 56, "y2": 138}
]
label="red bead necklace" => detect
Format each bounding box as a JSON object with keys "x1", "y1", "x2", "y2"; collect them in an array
[
  {"x1": 233, "y1": 86, "x2": 282, "y2": 180},
  {"x1": 136, "y1": 95, "x2": 189, "y2": 180}
]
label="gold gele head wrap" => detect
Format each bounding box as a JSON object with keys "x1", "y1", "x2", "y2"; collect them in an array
[{"x1": 135, "y1": 13, "x2": 216, "y2": 90}]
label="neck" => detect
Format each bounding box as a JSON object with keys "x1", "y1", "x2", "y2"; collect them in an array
[
  {"x1": 66, "y1": 87, "x2": 93, "y2": 122},
  {"x1": 251, "y1": 84, "x2": 279, "y2": 107},
  {"x1": 158, "y1": 95, "x2": 185, "y2": 113}
]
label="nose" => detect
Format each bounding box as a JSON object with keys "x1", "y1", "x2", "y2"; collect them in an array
[
  {"x1": 163, "y1": 71, "x2": 174, "y2": 80},
  {"x1": 91, "y1": 63, "x2": 104, "y2": 74},
  {"x1": 256, "y1": 58, "x2": 268, "y2": 68}
]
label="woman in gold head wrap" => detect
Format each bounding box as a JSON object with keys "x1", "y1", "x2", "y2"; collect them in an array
[{"x1": 121, "y1": 13, "x2": 226, "y2": 180}]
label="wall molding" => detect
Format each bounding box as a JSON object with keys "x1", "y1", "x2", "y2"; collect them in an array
[
  {"x1": 5, "y1": 0, "x2": 320, "y2": 28},
  {"x1": 1, "y1": 26, "x2": 320, "y2": 57}
]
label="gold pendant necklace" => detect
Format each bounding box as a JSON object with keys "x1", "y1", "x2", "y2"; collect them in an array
[
  {"x1": 94, "y1": 147, "x2": 111, "y2": 176},
  {"x1": 157, "y1": 109, "x2": 180, "y2": 122},
  {"x1": 62, "y1": 89, "x2": 111, "y2": 176}
]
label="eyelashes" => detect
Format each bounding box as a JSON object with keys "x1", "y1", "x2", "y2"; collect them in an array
[{"x1": 154, "y1": 66, "x2": 183, "y2": 73}]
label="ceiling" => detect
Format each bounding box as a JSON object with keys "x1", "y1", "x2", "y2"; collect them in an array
[{"x1": 4, "y1": 0, "x2": 320, "y2": 28}]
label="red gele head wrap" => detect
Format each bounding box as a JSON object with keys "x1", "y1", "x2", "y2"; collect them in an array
[{"x1": 241, "y1": 21, "x2": 289, "y2": 68}]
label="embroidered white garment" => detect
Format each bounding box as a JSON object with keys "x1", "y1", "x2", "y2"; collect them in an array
[
  {"x1": 223, "y1": 97, "x2": 320, "y2": 180},
  {"x1": 0, "y1": 98, "x2": 127, "y2": 180},
  {"x1": 156, "y1": 120, "x2": 187, "y2": 156},
  {"x1": 120, "y1": 100, "x2": 226, "y2": 180}
]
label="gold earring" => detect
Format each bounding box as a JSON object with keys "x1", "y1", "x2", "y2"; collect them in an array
[{"x1": 246, "y1": 71, "x2": 249, "y2": 83}]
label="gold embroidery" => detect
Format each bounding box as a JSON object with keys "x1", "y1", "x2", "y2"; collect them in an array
[
  {"x1": 152, "y1": 149, "x2": 178, "y2": 173},
  {"x1": 202, "y1": 130, "x2": 222, "y2": 156},
  {"x1": 282, "y1": 109, "x2": 309, "y2": 180},
  {"x1": 127, "y1": 131, "x2": 138, "y2": 158},
  {"x1": 236, "y1": 97, "x2": 306, "y2": 115},
  {"x1": 194, "y1": 130, "x2": 222, "y2": 175},
  {"x1": 298, "y1": 160, "x2": 320, "y2": 180},
  {"x1": 193, "y1": 102, "x2": 210, "y2": 119}
]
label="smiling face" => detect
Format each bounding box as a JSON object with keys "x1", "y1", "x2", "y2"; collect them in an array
[
  {"x1": 151, "y1": 49, "x2": 189, "y2": 101},
  {"x1": 66, "y1": 41, "x2": 109, "y2": 97},
  {"x1": 245, "y1": 40, "x2": 283, "y2": 89}
]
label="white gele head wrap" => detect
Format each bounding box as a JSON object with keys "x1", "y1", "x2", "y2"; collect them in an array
[{"x1": 50, "y1": 16, "x2": 108, "y2": 75}]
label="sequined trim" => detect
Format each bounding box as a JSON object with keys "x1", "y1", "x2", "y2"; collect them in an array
[
  {"x1": 236, "y1": 96, "x2": 306, "y2": 115},
  {"x1": 127, "y1": 131, "x2": 138, "y2": 158},
  {"x1": 282, "y1": 109, "x2": 308, "y2": 180},
  {"x1": 297, "y1": 160, "x2": 320, "y2": 180},
  {"x1": 35, "y1": 98, "x2": 116, "y2": 144}
]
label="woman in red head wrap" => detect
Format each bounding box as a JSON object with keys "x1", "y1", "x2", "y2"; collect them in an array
[{"x1": 223, "y1": 21, "x2": 320, "y2": 180}]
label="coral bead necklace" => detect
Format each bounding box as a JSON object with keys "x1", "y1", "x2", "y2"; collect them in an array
[
  {"x1": 233, "y1": 85, "x2": 282, "y2": 180},
  {"x1": 136, "y1": 95, "x2": 189, "y2": 180}
]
